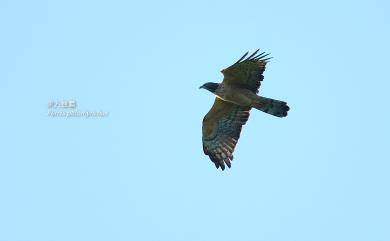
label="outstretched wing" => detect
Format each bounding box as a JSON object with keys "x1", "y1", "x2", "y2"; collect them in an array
[
  {"x1": 221, "y1": 49, "x2": 271, "y2": 94},
  {"x1": 202, "y1": 98, "x2": 251, "y2": 170}
]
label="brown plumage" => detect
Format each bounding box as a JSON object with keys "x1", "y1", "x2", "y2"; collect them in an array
[{"x1": 200, "y1": 49, "x2": 289, "y2": 170}]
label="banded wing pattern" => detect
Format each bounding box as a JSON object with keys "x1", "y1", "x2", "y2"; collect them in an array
[{"x1": 202, "y1": 98, "x2": 250, "y2": 170}]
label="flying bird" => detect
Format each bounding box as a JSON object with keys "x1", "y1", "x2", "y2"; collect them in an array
[{"x1": 200, "y1": 49, "x2": 289, "y2": 170}]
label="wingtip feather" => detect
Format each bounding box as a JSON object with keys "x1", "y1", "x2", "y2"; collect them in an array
[
  {"x1": 245, "y1": 49, "x2": 260, "y2": 61},
  {"x1": 234, "y1": 51, "x2": 249, "y2": 64}
]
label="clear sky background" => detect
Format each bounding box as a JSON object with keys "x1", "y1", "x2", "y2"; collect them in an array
[{"x1": 1, "y1": 0, "x2": 389, "y2": 240}]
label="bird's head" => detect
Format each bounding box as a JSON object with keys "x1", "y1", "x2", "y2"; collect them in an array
[{"x1": 199, "y1": 82, "x2": 219, "y2": 93}]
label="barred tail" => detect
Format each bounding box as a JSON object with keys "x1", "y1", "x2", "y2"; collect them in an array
[{"x1": 252, "y1": 96, "x2": 289, "y2": 117}]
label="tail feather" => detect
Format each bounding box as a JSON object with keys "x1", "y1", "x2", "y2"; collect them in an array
[{"x1": 252, "y1": 96, "x2": 289, "y2": 117}]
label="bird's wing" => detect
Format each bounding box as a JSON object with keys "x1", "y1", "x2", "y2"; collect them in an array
[
  {"x1": 221, "y1": 49, "x2": 271, "y2": 94},
  {"x1": 202, "y1": 98, "x2": 251, "y2": 170}
]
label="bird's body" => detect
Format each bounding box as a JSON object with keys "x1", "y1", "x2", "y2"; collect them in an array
[
  {"x1": 215, "y1": 83, "x2": 256, "y2": 107},
  {"x1": 200, "y1": 49, "x2": 289, "y2": 170}
]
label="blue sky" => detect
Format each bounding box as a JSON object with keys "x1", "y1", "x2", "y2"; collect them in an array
[{"x1": 1, "y1": 0, "x2": 389, "y2": 240}]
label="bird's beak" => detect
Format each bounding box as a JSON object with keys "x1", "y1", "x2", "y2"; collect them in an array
[{"x1": 199, "y1": 85, "x2": 204, "y2": 89}]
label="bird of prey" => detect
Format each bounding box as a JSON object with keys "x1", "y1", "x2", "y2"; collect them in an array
[{"x1": 200, "y1": 49, "x2": 289, "y2": 170}]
